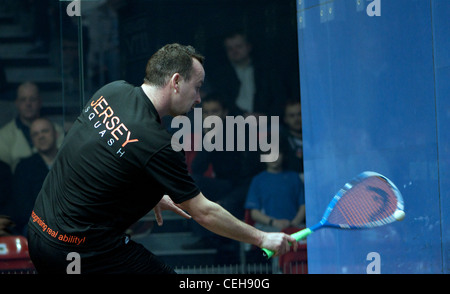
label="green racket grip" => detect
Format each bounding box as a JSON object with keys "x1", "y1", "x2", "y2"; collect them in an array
[
  {"x1": 291, "y1": 228, "x2": 313, "y2": 241},
  {"x1": 262, "y1": 228, "x2": 312, "y2": 259}
]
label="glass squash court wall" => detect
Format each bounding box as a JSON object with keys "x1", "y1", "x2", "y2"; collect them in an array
[{"x1": 297, "y1": 0, "x2": 449, "y2": 273}]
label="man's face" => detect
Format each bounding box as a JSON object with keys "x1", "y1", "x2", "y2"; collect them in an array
[
  {"x1": 30, "y1": 119, "x2": 57, "y2": 154},
  {"x1": 171, "y1": 58, "x2": 205, "y2": 116},
  {"x1": 284, "y1": 103, "x2": 302, "y2": 133},
  {"x1": 201, "y1": 100, "x2": 228, "y2": 134},
  {"x1": 16, "y1": 85, "x2": 41, "y2": 122},
  {"x1": 224, "y1": 35, "x2": 252, "y2": 66},
  {"x1": 266, "y1": 152, "x2": 283, "y2": 170}
]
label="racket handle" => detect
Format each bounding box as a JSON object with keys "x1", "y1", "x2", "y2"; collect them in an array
[
  {"x1": 262, "y1": 228, "x2": 312, "y2": 259},
  {"x1": 291, "y1": 228, "x2": 312, "y2": 241}
]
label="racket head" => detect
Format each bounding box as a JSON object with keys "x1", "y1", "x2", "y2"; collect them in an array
[{"x1": 319, "y1": 171, "x2": 404, "y2": 230}]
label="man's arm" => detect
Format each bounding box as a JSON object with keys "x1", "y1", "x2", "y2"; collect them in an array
[
  {"x1": 177, "y1": 193, "x2": 297, "y2": 256},
  {"x1": 250, "y1": 209, "x2": 291, "y2": 230}
]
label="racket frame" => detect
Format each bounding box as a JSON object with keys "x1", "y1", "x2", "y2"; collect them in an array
[{"x1": 262, "y1": 171, "x2": 405, "y2": 259}]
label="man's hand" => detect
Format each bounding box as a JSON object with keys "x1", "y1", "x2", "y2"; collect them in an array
[
  {"x1": 154, "y1": 195, "x2": 191, "y2": 226},
  {"x1": 273, "y1": 219, "x2": 291, "y2": 230},
  {"x1": 259, "y1": 232, "x2": 298, "y2": 257}
]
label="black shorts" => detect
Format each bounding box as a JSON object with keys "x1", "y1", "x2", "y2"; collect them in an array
[{"x1": 27, "y1": 229, "x2": 176, "y2": 274}]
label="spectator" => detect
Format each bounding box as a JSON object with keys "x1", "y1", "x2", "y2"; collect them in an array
[
  {"x1": 244, "y1": 146, "x2": 305, "y2": 232},
  {"x1": 280, "y1": 98, "x2": 304, "y2": 178},
  {"x1": 0, "y1": 82, "x2": 64, "y2": 171},
  {"x1": 207, "y1": 30, "x2": 286, "y2": 117},
  {"x1": 11, "y1": 118, "x2": 59, "y2": 235}
]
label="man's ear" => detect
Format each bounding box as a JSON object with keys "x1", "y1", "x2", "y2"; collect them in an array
[{"x1": 171, "y1": 73, "x2": 181, "y2": 93}]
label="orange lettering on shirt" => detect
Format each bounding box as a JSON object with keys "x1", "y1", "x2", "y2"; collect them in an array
[
  {"x1": 122, "y1": 131, "x2": 139, "y2": 147},
  {"x1": 111, "y1": 123, "x2": 127, "y2": 140},
  {"x1": 99, "y1": 106, "x2": 114, "y2": 124}
]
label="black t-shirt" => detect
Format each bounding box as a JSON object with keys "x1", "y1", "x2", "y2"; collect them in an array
[{"x1": 29, "y1": 81, "x2": 200, "y2": 252}]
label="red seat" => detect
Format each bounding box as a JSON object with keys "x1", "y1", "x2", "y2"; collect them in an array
[
  {"x1": 0, "y1": 235, "x2": 35, "y2": 273},
  {"x1": 278, "y1": 227, "x2": 308, "y2": 274}
]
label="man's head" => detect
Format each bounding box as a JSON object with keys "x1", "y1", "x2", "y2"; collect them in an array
[
  {"x1": 15, "y1": 82, "x2": 42, "y2": 125},
  {"x1": 283, "y1": 99, "x2": 302, "y2": 134},
  {"x1": 224, "y1": 30, "x2": 252, "y2": 67},
  {"x1": 30, "y1": 117, "x2": 58, "y2": 156},
  {"x1": 144, "y1": 44, "x2": 205, "y2": 115},
  {"x1": 201, "y1": 93, "x2": 229, "y2": 121},
  {"x1": 144, "y1": 44, "x2": 204, "y2": 87}
]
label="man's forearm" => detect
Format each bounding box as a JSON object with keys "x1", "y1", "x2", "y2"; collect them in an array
[
  {"x1": 178, "y1": 193, "x2": 298, "y2": 255},
  {"x1": 180, "y1": 193, "x2": 264, "y2": 248},
  {"x1": 195, "y1": 201, "x2": 265, "y2": 247},
  {"x1": 250, "y1": 209, "x2": 273, "y2": 226}
]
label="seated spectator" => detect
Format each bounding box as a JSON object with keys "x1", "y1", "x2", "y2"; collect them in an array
[
  {"x1": 11, "y1": 118, "x2": 59, "y2": 236},
  {"x1": 244, "y1": 146, "x2": 305, "y2": 232},
  {"x1": 280, "y1": 98, "x2": 304, "y2": 178},
  {"x1": 0, "y1": 82, "x2": 64, "y2": 171}
]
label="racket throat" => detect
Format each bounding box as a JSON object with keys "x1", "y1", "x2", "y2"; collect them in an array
[{"x1": 310, "y1": 222, "x2": 323, "y2": 232}]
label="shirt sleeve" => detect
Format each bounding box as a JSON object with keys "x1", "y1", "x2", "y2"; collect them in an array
[
  {"x1": 145, "y1": 145, "x2": 200, "y2": 204},
  {"x1": 244, "y1": 176, "x2": 261, "y2": 210}
]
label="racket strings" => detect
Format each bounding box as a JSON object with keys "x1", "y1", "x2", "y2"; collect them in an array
[{"x1": 327, "y1": 177, "x2": 398, "y2": 228}]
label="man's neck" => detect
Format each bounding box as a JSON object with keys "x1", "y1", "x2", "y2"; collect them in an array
[
  {"x1": 141, "y1": 83, "x2": 169, "y2": 118},
  {"x1": 18, "y1": 116, "x2": 36, "y2": 128},
  {"x1": 232, "y1": 57, "x2": 252, "y2": 68},
  {"x1": 289, "y1": 129, "x2": 302, "y2": 140},
  {"x1": 266, "y1": 166, "x2": 282, "y2": 174},
  {"x1": 40, "y1": 149, "x2": 58, "y2": 167}
]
